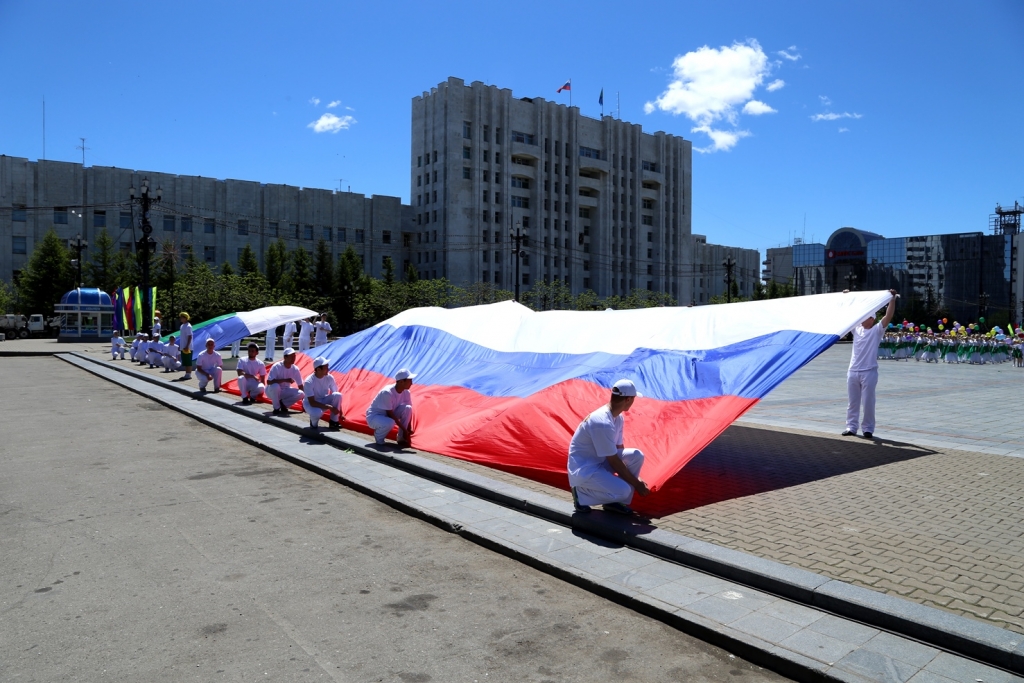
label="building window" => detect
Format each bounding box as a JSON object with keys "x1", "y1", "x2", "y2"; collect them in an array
[
  {"x1": 382, "y1": 255, "x2": 388, "y2": 267},
  {"x1": 511, "y1": 131, "x2": 536, "y2": 145},
  {"x1": 579, "y1": 146, "x2": 602, "y2": 160},
  {"x1": 93, "y1": 211, "x2": 106, "y2": 228},
  {"x1": 495, "y1": 211, "x2": 502, "y2": 224},
  {"x1": 482, "y1": 250, "x2": 489, "y2": 263},
  {"x1": 483, "y1": 190, "x2": 489, "y2": 203},
  {"x1": 12, "y1": 236, "x2": 26, "y2": 254},
  {"x1": 339, "y1": 228, "x2": 347, "y2": 242},
  {"x1": 267, "y1": 221, "x2": 277, "y2": 237},
  {"x1": 647, "y1": 264, "x2": 653, "y2": 275},
  {"x1": 463, "y1": 167, "x2": 471, "y2": 180},
  {"x1": 483, "y1": 125, "x2": 490, "y2": 142},
  {"x1": 495, "y1": 172, "x2": 501, "y2": 184},
  {"x1": 642, "y1": 198, "x2": 655, "y2": 209},
  {"x1": 521, "y1": 216, "x2": 530, "y2": 229},
  {"x1": 356, "y1": 229, "x2": 365, "y2": 243},
  {"x1": 237, "y1": 219, "x2": 248, "y2": 235},
  {"x1": 483, "y1": 210, "x2": 490, "y2": 222},
  {"x1": 647, "y1": 231, "x2": 654, "y2": 242},
  {"x1": 647, "y1": 248, "x2": 653, "y2": 258},
  {"x1": 54, "y1": 207, "x2": 68, "y2": 224},
  {"x1": 642, "y1": 181, "x2": 657, "y2": 189},
  {"x1": 511, "y1": 196, "x2": 528, "y2": 208},
  {"x1": 463, "y1": 121, "x2": 472, "y2": 139},
  {"x1": 583, "y1": 261, "x2": 590, "y2": 271},
  {"x1": 495, "y1": 192, "x2": 501, "y2": 203},
  {"x1": 463, "y1": 146, "x2": 472, "y2": 160},
  {"x1": 511, "y1": 156, "x2": 534, "y2": 166},
  {"x1": 578, "y1": 207, "x2": 590, "y2": 219},
  {"x1": 642, "y1": 215, "x2": 654, "y2": 226},
  {"x1": 204, "y1": 246, "x2": 216, "y2": 263},
  {"x1": 118, "y1": 211, "x2": 132, "y2": 229},
  {"x1": 433, "y1": 170, "x2": 437, "y2": 182},
  {"x1": 383, "y1": 230, "x2": 392, "y2": 244},
  {"x1": 304, "y1": 225, "x2": 314, "y2": 240},
  {"x1": 417, "y1": 155, "x2": 422, "y2": 167},
  {"x1": 642, "y1": 160, "x2": 658, "y2": 172},
  {"x1": 433, "y1": 150, "x2": 438, "y2": 163},
  {"x1": 483, "y1": 230, "x2": 489, "y2": 242},
  {"x1": 432, "y1": 190, "x2": 437, "y2": 203},
  {"x1": 510, "y1": 177, "x2": 530, "y2": 189},
  {"x1": 181, "y1": 217, "x2": 192, "y2": 232},
  {"x1": 432, "y1": 230, "x2": 437, "y2": 242},
  {"x1": 323, "y1": 226, "x2": 332, "y2": 241},
  {"x1": 12, "y1": 205, "x2": 27, "y2": 222},
  {"x1": 204, "y1": 220, "x2": 216, "y2": 234}
]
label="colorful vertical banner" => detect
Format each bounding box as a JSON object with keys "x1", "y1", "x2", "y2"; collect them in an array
[{"x1": 133, "y1": 287, "x2": 142, "y2": 333}]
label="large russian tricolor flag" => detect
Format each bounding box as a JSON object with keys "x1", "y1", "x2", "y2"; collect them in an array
[{"x1": 231, "y1": 291, "x2": 891, "y2": 497}]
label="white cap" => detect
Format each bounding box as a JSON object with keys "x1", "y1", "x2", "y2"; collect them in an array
[
  {"x1": 313, "y1": 356, "x2": 329, "y2": 369},
  {"x1": 282, "y1": 347, "x2": 295, "y2": 356},
  {"x1": 611, "y1": 379, "x2": 642, "y2": 398},
  {"x1": 395, "y1": 368, "x2": 417, "y2": 381}
]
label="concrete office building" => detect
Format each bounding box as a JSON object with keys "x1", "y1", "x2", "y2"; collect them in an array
[
  {"x1": 0, "y1": 156, "x2": 414, "y2": 285},
  {"x1": 762, "y1": 244, "x2": 794, "y2": 285},
  {"x1": 688, "y1": 235, "x2": 761, "y2": 304},
  {"x1": 409, "y1": 77, "x2": 695, "y2": 300}
]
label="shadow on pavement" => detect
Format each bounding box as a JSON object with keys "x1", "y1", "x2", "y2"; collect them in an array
[{"x1": 632, "y1": 425, "x2": 936, "y2": 519}]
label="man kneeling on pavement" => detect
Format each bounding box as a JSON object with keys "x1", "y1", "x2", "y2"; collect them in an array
[
  {"x1": 366, "y1": 369, "x2": 415, "y2": 447},
  {"x1": 567, "y1": 379, "x2": 650, "y2": 515},
  {"x1": 302, "y1": 357, "x2": 343, "y2": 430},
  {"x1": 236, "y1": 342, "x2": 267, "y2": 404},
  {"x1": 266, "y1": 348, "x2": 305, "y2": 415},
  {"x1": 196, "y1": 338, "x2": 223, "y2": 392}
]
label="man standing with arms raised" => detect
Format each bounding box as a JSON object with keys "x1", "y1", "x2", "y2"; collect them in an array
[{"x1": 843, "y1": 289, "x2": 898, "y2": 440}]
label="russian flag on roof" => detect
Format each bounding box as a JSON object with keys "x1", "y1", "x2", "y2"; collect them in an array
[
  {"x1": 232, "y1": 291, "x2": 891, "y2": 497},
  {"x1": 556, "y1": 79, "x2": 571, "y2": 93}
]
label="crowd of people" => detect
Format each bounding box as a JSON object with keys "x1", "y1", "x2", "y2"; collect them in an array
[{"x1": 877, "y1": 319, "x2": 1021, "y2": 366}]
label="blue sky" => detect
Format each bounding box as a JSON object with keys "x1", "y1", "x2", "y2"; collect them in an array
[{"x1": 1, "y1": 0, "x2": 1021, "y2": 255}]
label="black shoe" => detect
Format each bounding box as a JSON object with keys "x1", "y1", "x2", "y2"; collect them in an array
[
  {"x1": 863, "y1": 432, "x2": 873, "y2": 439},
  {"x1": 602, "y1": 502, "x2": 635, "y2": 516},
  {"x1": 278, "y1": 408, "x2": 290, "y2": 416},
  {"x1": 271, "y1": 408, "x2": 281, "y2": 415},
  {"x1": 570, "y1": 487, "x2": 591, "y2": 513},
  {"x1": 242, "y1": 397, "x2": 251, "y2": 405},
  {"x1": 842, "y1": 430, "x2": 856, "y2": 436},
  {"x1": 328, "y1": 421, "x2": 341, "y2": 431}
]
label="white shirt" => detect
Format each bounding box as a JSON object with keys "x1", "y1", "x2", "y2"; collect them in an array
[
  {"x1": 367, "y1": 384, "x2": 412, "y2": 417},
  {"x1": 567, "y1": 405, "x2": 623, "y2": 481},
  {"x1": 314, "y1": 320, "x2": 332, "y2": 345},
  {"x1": 152, "y1": 320, "x2": 161, "y2": 336},
  {"x1": 196, "y1": 349, "x2": 223, "y2": 372},
  {"x1": 236, "y1": 358, "x2": 267, "y2": 381},
  {"x1": 179, "y1": 322, "x2": 193, "y2": 352},
  {"x1": 299, "y1": 320, "x2": 313, "y2": 342},
  {"x1": 849, "y1": 323, "x2": 885, "y2": 372},
  {"x1": 283, "y1": 322, "x2": 296, "y2": 339},
  {"x1": 268, "y1": 361, "x2": 303, "y2": 387},
  {"x1": 111, "y1": 336, "x2": 125, "y2": 352},
  {"x1": 303, "y1": 372, "x2": 339, "y2": 401}
]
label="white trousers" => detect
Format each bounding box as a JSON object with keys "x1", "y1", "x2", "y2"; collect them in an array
[
  {"x1": 265, "y1": 331, "x2": 276, "y2": 361},
  {"x1": 846, "y1": 368, "x2": 878, "y2": 434},
  {"x1": 111, "y1": 348, "x2": 125, "y2": 360},
  {"x1": 238, "y1": 376, "x2": 266, "y2": 400},
  {"x1": 230, "y1": 341, "x2": 240, "y2": 358},
  {"x1": 197, "y1": 367, "x2": 222, "y2": 390},
  {"x1": 298, "y1": 336, "x2": 310, "y2": 352},
  {"x1": 366, "y1": 404, "x2": 413, "y2": 444},
  {"x1": 572, "y1": 449, "x2": 645, "y2": 507},
  {"x1": 303, "y1": 392, "x2": 342, "y2": 424},
  {"x1": 282, "y1": 334, "x2": 294, "y2": 351},
  {"x1": 267, "y1": 384, "x2": 304, "y2": 410},
  {"x1": 161, "y1": 356, "x2": 181, "y2": 372}
]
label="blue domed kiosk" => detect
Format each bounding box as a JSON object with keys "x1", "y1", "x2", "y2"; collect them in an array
[{"x1": 56, "y1": 288, "x2": 114, "y2": 342}]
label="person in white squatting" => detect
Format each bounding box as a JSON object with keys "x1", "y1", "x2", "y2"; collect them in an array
[
  {"x1": 195, "y1": 338, "x2": 223, "y2": 392},
  {"x1": 129, "y1": 333, "x2": 142, "y2": 361},
  {"x1": 366, "y1": 369, "x2": 415, "y2": 447},
  {"x1": 314, "y1": 313, "x2": 332, "y2": 347},
  {"x1": 302, "y1": 357, "x2": 343, "y2": 431},
  {"x1": 298, "y1": 317, "x2": 314, "y2": 352},
  {"x1": 266, "y1": 348, "x2": 305, "y2": 416},
  {"x1": 235, "y1": 342, "x2": 267, "y2": 405},
  {"x1": 567, "y1": 379, "x2": 650, "y2": 516},
  {"x1": 146, "y1": 333, "x2": 162, "y2": 368},
  {"x1": 265, "y1": 325, "x2": 277, "y2": 362},
  {"x1": 282, "y1": 320, "x2": 296, "y2": 352},
  {"x1": 843, "y1": 289, "x2": 898, "y2": 440},
  {"x1": 161, "y1": 336, "x2": 181, "y2": 372},
  {"x1": 110, "y1": 331, "x2": 126, "y2": 360}
]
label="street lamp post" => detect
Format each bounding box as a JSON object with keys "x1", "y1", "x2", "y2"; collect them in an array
[
  {"x1": 510, "y1": 219, "x2": 526, "y2": 302},
  {"x1": 722, "y1": 255, "x2": 736, "y2": 303},
  {"x1": 69, "y1": 233, "x2": 88, "y2": 287},
  {"x1": 129, "y1": 178, "x2": 161, "y2": 333}
]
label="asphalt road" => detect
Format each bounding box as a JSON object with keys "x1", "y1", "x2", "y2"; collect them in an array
[{"x1": 0, "y1": 358, "x2": 786, "y2": 683}]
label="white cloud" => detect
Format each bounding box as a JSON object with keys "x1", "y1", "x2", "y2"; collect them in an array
[
  {"x1": 327, "y1": 100, "x2": 341, "y2": 109},
  {"x1": 691, "y1": 125, "x2": 750, "y2": 153},
  {"x1": 309, "y1": 97, "x2": 321, "y2": 106},
  {"x1": 345, "y1": 106, "x2": 355, "y2": 111},
  {"x1": 766, "y1": 79, "x2": 785, "y2": 92},
  {"x1": 819, "y1": 95, "x2": 832, "y2": 106},
  {"x1": 778, "y1": 46, "x2": 801, "y2": 61},
  {"x1": 838, "y1": 127, "x2": 850, "y2": 133},
  {"x1": 810, "y1": 111, "x2": 862, "y2": 122},
  {"x1": 742, "y1": 100, "x2": 776, "y2": 115},
  {"x1": 307, "y1": 113, "x2": 356, "y2": 133}
]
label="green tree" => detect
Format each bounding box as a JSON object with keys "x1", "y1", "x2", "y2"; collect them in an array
[
  {"x1": 238, "y1": 244, "x2": 261, "y2": 278},
  {"x1": 313, "y1": 239, "x2": 334, "y2": 298},
  {"x1": 86, "y1": 228, "x2": 117, "y2": 292},
  {"x1": 285, "y1": 246, "x2": 312, "y2": 296},
  {"x1": 453, "y1": 281, "x2": 514, "y2": 307},
  {"x1": 220, "y1": 261, "x2": 235, "y2": 276},
  {"x1": 382, "y1": 256, "x2": 396, "y2": 286},
  {"x1": 751, "y1": 280, "x2": 766, "y2": 301},
  {"x1": 404, "y1": 262, "x2": 419, "y2": 283},
  {"x1": 333, "y1": 246, "x2": 365, "y2": 333},
  {"x1": 265, "y1": 239, "x2": 288, "y2": 290},
  {"x1": 155, "y1": 241, "x2": 179, "y2": 321},
  {"x1": 110, "y1": 248, "x2": 139, "y2": 289},
  {"x1": 0, "y1": 279, "x2": 14, "y2": 314},
  {"x1": 18, "y1": 229, "x2": 73, "y2": 314}
]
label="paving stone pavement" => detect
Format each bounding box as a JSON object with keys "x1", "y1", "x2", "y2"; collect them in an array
[{"x1": 87, "y1": 347, "x2": 1024, "y2": 638}]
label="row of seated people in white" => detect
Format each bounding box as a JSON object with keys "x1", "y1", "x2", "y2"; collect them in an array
[
  {"x1": 235, "y1": 343, "x2": 414, "y2": 441},
  {"x1": 120, "y1": 332, "x2": 181, "y2": 372}
]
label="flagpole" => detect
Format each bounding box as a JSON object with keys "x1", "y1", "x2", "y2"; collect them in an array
[{"x1": 569, "y1": 78, "x2": 572, "y2": 108}]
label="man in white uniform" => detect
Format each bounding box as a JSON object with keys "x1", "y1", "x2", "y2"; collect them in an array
[
  {"x1": 177, "y1": 312, "x2": 194, "y2": 381},
  {"x1": 264, "y1": 326, "x2": 277, "y2": 362},
  {"x1": 235, "y1": 342, "x2": 267, "y2": 405},
  {"x1": 195, "y1": 338, "x2": 223, "y2": 392},
  {"x1": 844, "y1": 289, "x2": 898, "y2": 439},
  {"x1": 151, "y1": 312, "x2": 161, "y2": 338},
  {"x1": 129, "y1": 333, "x2": 143, "y2": 361},
  {"x1": 282, "y1": 320, "x2": 297, "y2": 352},
  {"x1": 567, "y1": 379, "x2": 650, "y2": 515},
  {"x1": 110, "y1": 331, "x2": 126, "y2": 360},
  {"x1": 161, "y1": 336, "x2": 181, "y2": 372},
  {"x1": 230, "y1": 339, "x2": 241, "y2": 359},
  {"x1": 314, "y1": 313, "x2": 332, "y2": 347},
  {"x1": 366, "y1": 369, "x2": 415, "y2": 446},
  {"x1": 302, "y1": 357, "x2": 343, "y2": 430},
  {"x1": 266, "y1": 348, "x2": 305, "y2": 415},
  {"x1": 298, "y1": 317, "x2": 314, "y2": 352},
  {"x1": 146, "y1": 333, "x2": 161, "y2": 368}
]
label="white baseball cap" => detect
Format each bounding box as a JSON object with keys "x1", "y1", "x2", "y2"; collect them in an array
[
  {"x1": 282, "y1": 347, "x2": 295, "y2": 357},
  {"x1": 611, "y1": 379, "x2": 642, "y2": 398},
  {"x1": 395, "y1": 368, "x2": 417, "y2": 381},
  {"x1": 313, "y1": 356, "x2": 329, "y2": 369}
]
